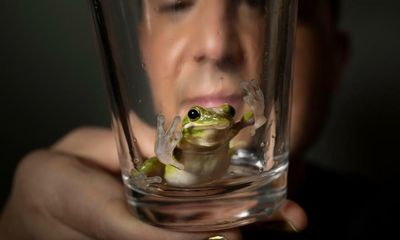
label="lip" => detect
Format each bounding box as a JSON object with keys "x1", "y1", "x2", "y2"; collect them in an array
[{"x1": 182, "y1": 94, "x2": 242, "y2": 110}]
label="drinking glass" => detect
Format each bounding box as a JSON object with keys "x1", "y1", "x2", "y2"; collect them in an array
[{"x1": 90, "y1": 0, "x2": 297, "y2": 232}]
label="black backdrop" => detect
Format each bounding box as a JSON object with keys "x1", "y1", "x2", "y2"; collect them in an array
[{"x1": 1, "y1": 0, "x2": 399, "y2": 210}]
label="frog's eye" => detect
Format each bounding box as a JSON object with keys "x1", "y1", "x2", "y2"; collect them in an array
[
  {"x1": 188, "y1": 108, "x2": 200, "y2": 121},
  {"x1": 228, "y1": 105, "x2": 236, "y2": 118}
]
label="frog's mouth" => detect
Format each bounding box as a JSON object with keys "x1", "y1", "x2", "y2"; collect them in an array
[{"x1": 182, "y1": 121, "x2": 232, "y2": 130}]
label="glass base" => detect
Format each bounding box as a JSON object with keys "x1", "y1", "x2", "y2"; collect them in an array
[{"x1": 123, "y1": 160, "x2": 288, "y2": 232}]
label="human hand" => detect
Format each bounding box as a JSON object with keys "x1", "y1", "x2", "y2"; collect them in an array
[
  {"x1": 0, "y1": 127, "x2": 307, "y2": 239},
  {"x1": 0, "y1": 128, "x2": 239, "y2": 240}
]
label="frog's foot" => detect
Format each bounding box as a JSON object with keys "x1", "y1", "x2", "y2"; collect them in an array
[
  {"x1": 155, "y1": 115, "x2": 184, "y2": 170},
  {"x1": 240, "y1": 79, "x2": 267, "y2": 135},
  {"x1": 164, "y1": 165, "x2": 198, "y2": 187}
]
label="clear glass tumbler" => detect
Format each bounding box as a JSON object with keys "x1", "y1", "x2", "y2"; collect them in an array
[{"x1": 90, "y1": 0, "x2": 297, "y2": 232}]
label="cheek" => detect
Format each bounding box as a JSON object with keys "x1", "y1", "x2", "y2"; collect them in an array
[
  {"x1": 290, "y1": 28, "x2": 318, "y2": 150},
  {"x1": 290, "y1": 26, "x2": 330, "y2": 153},
  {"x1": 141, "y1": 30, "x2": 184, "y2": 115},
  {"x1": 292, "y1": 27, "x2": 322, "y2": 114},
  {"x1": 238, "y1": 17, "x2": 266, "y2": 80}
]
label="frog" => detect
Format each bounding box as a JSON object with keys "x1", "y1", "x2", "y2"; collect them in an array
[{"x1": 132, "y1": 79, "x2": 267, "y2": 187}]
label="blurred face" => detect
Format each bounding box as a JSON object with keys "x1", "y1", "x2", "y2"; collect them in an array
[
  {"x1": 291, "y1": 0, "x2": 347, "y2": 157},
  {"x1": 139, "y1": 0, "x2": 347, "y2": 156},
  {"x1": 139, "y1": 0, "x2": 266, "y2": 120}
]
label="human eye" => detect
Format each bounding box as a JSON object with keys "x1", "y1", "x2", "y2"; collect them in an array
[
  {"x1": 157, "y1": 0, "x2": 194, "y2": 14},
  {"x1": 244, "y1": 0, "x2": 266, "y2": 12}
]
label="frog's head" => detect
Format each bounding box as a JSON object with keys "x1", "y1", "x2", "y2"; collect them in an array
[{"x1": 180, "y1": 103, "x2": 237, "y2": 149}]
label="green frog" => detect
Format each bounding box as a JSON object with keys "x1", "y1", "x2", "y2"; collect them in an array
[{"x1": 133, "y1": 80, "x2": 266, "y2": 186}]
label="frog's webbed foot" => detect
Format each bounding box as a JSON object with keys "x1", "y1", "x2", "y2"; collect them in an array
[
  {"x1": 155, "y1": 115, "x2": 184, "y2": 170},
  {"x1": 240, "y1": 79, "x2": 267, "y2": 136}
]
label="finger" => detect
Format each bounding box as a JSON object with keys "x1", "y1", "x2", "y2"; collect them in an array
[
  {"x1": 157, "y1": 114, "x2": 166, "y2": 136},
  {"x1": 51, "y1": 127, "x2": 119, "y2": 172},
  {"x1": 241, "y1": 199, "x2": 307, "y2": 234},
  {"x1": 166, "y1": 116, "x2": 181, "y2": 138},
  {"x1": 251, "y1": 79, "x2": 264, "y2": 99},
  {"x1": 171, "y1": 131, "x2": 183, "y2": 148},
  {"x1": 243, "y1": 96, "x2": 255, "y2": 107},
  {"x1": 278, "y1": 200, "x2": 308, "y2": 231},
  {"x1": 250, "y1": 79, "x2": 260, "y2": 93},
  {"x1": 255, "y1": 88, "x2": 264, "y2": 101},
  {"x1": 11, "y1": 150, "x2": 101, "y2": 239},
  {"x1": 243, "y1": 79, "x2": 255, "y2": 95},
  {"x1": 104, "y1": 199, "x2": 241, "y2": 240},
  {"x1": 155, "y1": 115, "x2": 166, "y2": 153},
  {"x1": 263, "y1": 199, "x2": 308, "y2": 232},
  {"x1": 248, "y1": 86, "x2": 257, "y2": 99},
  {"x1": 240, "y1": 80, "x2": 250, "y2": 94},
  {"x1": 43, "y1": 151, "x2": 237, "y2": 239}
]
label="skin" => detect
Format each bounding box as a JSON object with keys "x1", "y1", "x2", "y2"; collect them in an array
[
  {"x1": 139, "y1": 0, "x2": 266, "y2": 121},
  {"x1": 0, "y1": 0, "x2": 348, "y2": 238}
]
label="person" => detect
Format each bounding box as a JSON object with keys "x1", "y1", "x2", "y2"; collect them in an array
[{"x1": 0, "y1": 0, "x2": 360, "y2": 239}]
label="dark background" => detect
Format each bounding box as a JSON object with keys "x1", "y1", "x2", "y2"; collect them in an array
[{"x1": 1, "y1": 0, "x2": 399, "y2": 210}]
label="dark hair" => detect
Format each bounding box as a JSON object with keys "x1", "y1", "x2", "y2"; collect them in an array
[
  {"x1": 298, "y1": 0, "x2": 341, "y2": 27},
  {"x1": 330, "y1": 0, "x2": 341, "y2": 26}
]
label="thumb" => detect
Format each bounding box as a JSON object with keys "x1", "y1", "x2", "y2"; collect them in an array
[
  {"x1": 279, "y1": 199, "x2": 308, "y2": 231},
  {"x1": 241, "y1": 199, "x2": 308, "y2": 234}
]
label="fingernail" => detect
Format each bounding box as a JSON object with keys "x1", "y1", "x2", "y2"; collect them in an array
[
  {"x1": 208, "y1": 235, "x2": 227, "y2": 240},
  {"x1": 286, "y1": 220, "x2": 299, "y2": 232}
]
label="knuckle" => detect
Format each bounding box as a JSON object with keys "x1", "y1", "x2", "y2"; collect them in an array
[
  {"x1": 11, "y1": 150, "x2": 61, "y2": 207},
  {"x1": 51, "y1": 126, "x2": 112, "y2": 154},
  {"x1": 17, "y1": 149, "x2": 52, "y2": 177},
  {"x1": 54, "y1": 126, "x2": 106, "y2": 145},
  {"x1": 15, "y1": 150, "x2": 68, "y2": 186}
]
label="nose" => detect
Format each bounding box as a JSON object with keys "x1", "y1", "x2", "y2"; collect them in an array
[{"x1": 192, "y1": 2, "x2": 243, "y2": 69}]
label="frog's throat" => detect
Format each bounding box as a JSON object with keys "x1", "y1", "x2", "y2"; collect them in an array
[
  {"x1": 176, "y1": 140, "x2": 229, "y2": 154},
  {"x1": 181, "y1": 127, "x2": 235, "y2": 149},
  {"x1": 174, "y1": 143, "x2": 229, "y2": 155}
]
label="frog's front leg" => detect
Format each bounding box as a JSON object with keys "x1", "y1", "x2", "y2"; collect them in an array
[
  {"x1": 240, "y1": 79, "x2": 267, "y2": 135},
  {"x1": 155, "y1": 115, "x2": 184, "y2": 170}
]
